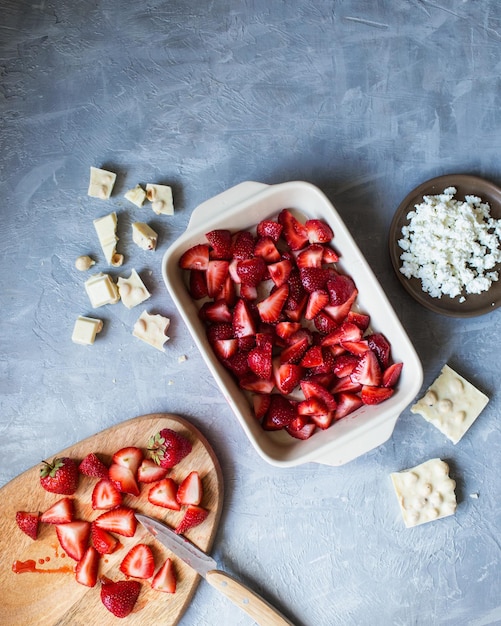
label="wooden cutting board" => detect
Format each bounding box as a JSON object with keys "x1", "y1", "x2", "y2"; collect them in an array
[{"x1": 0, "y1": 413, "x2": 224, "y2": 626}]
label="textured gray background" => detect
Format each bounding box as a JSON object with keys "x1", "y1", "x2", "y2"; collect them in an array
[{"x1": 1, "y1": 1, "x2": 501, "y2": 624}]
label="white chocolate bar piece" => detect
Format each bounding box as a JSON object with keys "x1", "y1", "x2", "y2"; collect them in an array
[
  {"x1": 132, "y1": 222, "x2": 158, "y2": 251},
  {"x1": 72, "y1": 316, "x2": 103, "y2": 345},
  {"x1": 146, "y1": 183, "x2": 174, "y2": 215},
  {"x1": 93, "y1": 212, "x2": 123, "y2": 267},
  {"x1": 133, "y1": 310, "x2": 170, "y2": 351},
  {"x1": 411, "y1": 364, "x2": 488, "y2": 444},
  {"x1": 117, "y1": 269, "x2": 151, "y2": 309},
  {"x1": 85, "y1": 273, "x2": 120, "y2": 308},
  {"x1": 88, "y1": 166, "x2": 116, "y2": 199},
  {"x1": 391, "y1": 458, "x2": 457, "y2": 528},
  {"x1": 124, "y1": 184, "x2": 146, "y2": 208}
]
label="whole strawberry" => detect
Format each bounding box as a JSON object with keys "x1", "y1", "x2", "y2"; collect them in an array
[
  {"x1": 148, "y1": 428, "x2": 192, "y2": 469},
  {"x1": 40, "y1": 456, "x2": 79, "y2": 495}
]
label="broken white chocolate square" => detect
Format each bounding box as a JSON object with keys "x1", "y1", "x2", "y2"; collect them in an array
[
  {"x1": 391, "y1": 458, "x2": 457, "y2": 528},
  {"x1": 72, "y1": 316, "x2": 103, "y2": 345},
  {"x1": 85, "y1": 273, "x2": 120, "y2": 308},
  {"x1": 411, "y1": 364, "x2": 488, "y2": 444},
  {"x1": 117, "y1": 269, "x2": 151, "y2": 309},
  {"x1": 88, "y1": 166, "x2": 116, "y2": 199},
  {"x1": 132, "y1": 222, "x2": 158, "y2": 251},
  {"x1": 146, "y1": 183, "x2": 174, "y2": 215},
  {"x1": 133, "y1": 310, "x2": 170, "y2": 351},
  {"x1": 93, "y1": 212, "x2": 123, "y2": 267},
  {"x1": 124, "y1": 184, "x2": 146, "y2": 208}
]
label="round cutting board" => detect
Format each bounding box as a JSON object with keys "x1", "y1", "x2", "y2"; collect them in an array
[{"x1": 0, "y1": 413, "x2": 224, "y2": 626}]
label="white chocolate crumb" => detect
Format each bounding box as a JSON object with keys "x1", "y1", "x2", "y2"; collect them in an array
[
  {"x1": 75, "y1": 255, "x2": 95, "y2": 271},
  {"x1": 178, "y1": 355, "x2": 187, "y2": 363}
]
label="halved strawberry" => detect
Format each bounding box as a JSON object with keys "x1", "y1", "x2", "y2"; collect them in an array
[
  {"x1": 206, "y1": 322, "x2": 234, "y2": 344},
  {"x1": 334, "y1": 392, "x2": 364, "y2": 419},
  {"x1": 253, "y1": 394, "x2": 271, "y2": 419},
  {"x1": 305, "y1": 218, "x2": 334, "y2": 243},
  {"x1": 239, "y1": 373, "x2": 275, "y2": 394},
  {"x1": 297, "y1": 397, "x2": 328, "y2": 416},
  {"x1": 280, "y1": 335, "x2": 310, "y2": 364},
  {"x1": 240, "y1": 282, "x2": 258, "y2": 300},
  {"x1": 231, "y1": 230, "x2": 255, "y2": 260},
  {"x1": 94, "y1": 507, "x2": 137, "y2": 537},
  {"x1": 361, "y1": 385, "x2": 394, "y2": 405},
  {"x1": 92, "y1": 479, "x2": 123, "y2": 510},
  {"x1": 321, "y1": 322, "x2": 363, "y2": 347},
  {"x1": 174, "y1": 505, "x2": 209, "y2": 535},
  {"x1": 309, "y1": 411, "x2": 333, "y2": 429},
  {"x1": 332, "y1": 354, "x2": 359, "y2": 377},
  {"x1": 300, "y1": 380, "x2": 337, "y2": 411},
  {"x1": 199, "y1": 300, "x2": 232, "y2": 323},
  {"x1": 341, "y1": 340, "x2": 369, "y2": 356},
  {"x1": 213, "y1": 338, "x2": 239, "y2": 360},
  {"x1": 346, "y1": 310, "x2": 370, "y2": 331},
  {"x1": 100, "y1": 580, "x2": 141, "y2": 618},
  {"x1": 151, "y1": 558, "x2": 177, "y2": 593},
  {"x1": 148, "y1": 478, "x2": 180, "y2": 510},
  {"x1": 257, "y1": 284, "x2": 289, "y2": 323},
  {"x1": 216, "y1": 274, "x2": 237, "y2": 306},
  {"x1": 323, "y1": 288, "x2": 358, "y2": 324},
  {"x1": 112, "y1": 446, "x2": 143, "y2": 475},
  {"x1": 79, "y1": 453, "x2": 109, "y2": 480},
  {"x1": 299, "y1": 267, "x2": 332, "y2": 293},
  {"x1": 91, "y1": 523, "x2": 119, "y2": 554},
  {"x1": 248, "y1": 334, "x2": 273, "y2": 379},
  {"x1": 296, "y1": 244, "x2": 325, "y2": 268},
  {"x1": 75, "y1": 546, "x2": 99, "y2": 587},
  {"x1": 275, "y1": 321, "x2": 302, "y2": 342},
  {"x1": 350, "y1": 351, "x2": 382, "y2": 387},
  {"x1": 367, "y1": 333, "x2": 392, "y2": 369},
  {"x1": 278, "y1": 209, "x2": 309, "y2": 250},
  {"x1": 273, "y1": 361, "x2": 303, "y2": 395},
  {"x1": 137, "y1": 458, "x2": 169, "y2": 484},
  {"x1": 177, "y1": 471, "x2": 203, "y2": 506},
  {"x1": 313, "y1": 311, "x2": 338, "y2": 334},
  {"x1": 232, "y1": 298, "x2": 257, "y2": 337},
  {"x1": 326, "y1": 273, "x2": 356, "y2": 305},
  {"x1": 254, "y1": 236, "x2": 281, "y2": 262},
  {"x1": 300, "y1": 345, "x2": 324, "y2": 368},
  {"x1": 120, "y1": 543, "x2": 155, "y2": 579},
  {"x1": 179, "y1": 243, "x2": 210, "y2": 270},
  {"x1": 267, "y1": 259, "x2": 293, "y2": 287},
  {"x1": 305, "y1": 289, "x2": 329, "y2": 320},
  {"x1": 322, "y1": 245, "x2": 339, "y2": 263},
  {"x1": 189, "y1": 269, "x2": 208, "y2": 300},
  {"x1": 56, "y1": 520, "x2": 91, "y2": 561},
  {"x1": 257, "y1": 219, "x2": 283, "y2": 242},
  {"x1": 108, "y1": 463, "x2": 140, "y2": 496},
  {"x1": 262, "y1": 394, "x2": 296, "y2": 430},
  {"x1": 205, "y1": 229, "x2": 232, "y2": 259},
  {"x1": 40, "y1": 497, "x2": 74, "y2": 524},
  {"x1": 15, "y1": 511, "x2": 39, "y2": 540},
  {"x1": 236, "y1": 257, "x2": 267, "y2": 286},
  {"x1": 382, "y1": 362, "x2": 403, "y2": 387},
  {"x1": 206, "y1": 260, "x2": 229, "y2": 298},
  {"x1": 330, "y1": 375, "x2": 362, "y2": 395},
  {"x1": 286, "y1": 421, "x2": 316, "y2": 440},
  {"x1": 224, "y1": 351, "x2": 251, "y2": 378}
]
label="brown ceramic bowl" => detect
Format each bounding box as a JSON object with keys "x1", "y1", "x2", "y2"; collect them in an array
[{"x1": 389, "y1": 174, "x2": 501, "y2": 317}]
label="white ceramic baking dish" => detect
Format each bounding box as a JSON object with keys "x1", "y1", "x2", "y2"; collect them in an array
[{"x1": 162, "y1": 181, "x2": 423, "y2": 467}]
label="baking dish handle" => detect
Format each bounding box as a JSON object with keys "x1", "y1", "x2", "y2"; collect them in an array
[{"x1": 187, "y1": 181, "x2": 269, "y2": 230}]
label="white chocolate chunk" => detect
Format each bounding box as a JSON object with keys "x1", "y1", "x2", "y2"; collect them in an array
[
  {"x1": 75, "y1": 255, "x2": 95, "y2": 271},
  {"x1": 391, "y1": 458, "x2": 457, "y2": 528},
  {"x1": 132, "y1": 222, "x2": 158, "y2": 251},
  {"x1": 72, "y1": 316, "x2": 104, "y2": 345},
  {"x1": 93, "y1": 212, "x2": 123, "y2": 267},
  {"x1": 88, "y1": 166, "x2": 116, "y2": 199},
  {"x1": 124, "y1": 184, "x2": 146, "y2": 208},
  {"x1": 411, "y1": 364, "x2": 489, "y2": 444},
  {"x1": 85, "y1": 273, "x2": 120, "y2": 308},
  {"x1": 146, "y1": 183, "x2": 174, "y2": 215},
  {"x1": 133, "y1": 310, "x2": 170, "y2": 351},
  {"x1": 117, "y1": 269, "x2": 151, "y2": 309}
]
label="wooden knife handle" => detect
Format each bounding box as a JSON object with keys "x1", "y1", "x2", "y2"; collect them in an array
[{"x1": 206, "y1": 570, "x2": 296, "y2": 626}]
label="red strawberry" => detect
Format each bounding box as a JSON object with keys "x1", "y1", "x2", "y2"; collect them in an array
[
  {"x1": 232, "y1": 298, "x2": 257, "y2": 338},
  {"x1": 257, "y1": 284, "x2": 289, "y2": 323},
  {"x1": 178, "y1": 243, "x2": 210, "y2": 270},
  {"x1": 262, "y1": 395, "x2": 296, "y2": 430},
  {"x1": 120, "y1": 543, "x2": 155, "y2": 579},
  {"x1": 205, "y1": 229, "x2": 232, "y2": 259},
  {"x1": 309, "y1": 410, "x2": 333, "y2": 430},
  {"x1": 253, "y1": 393, "x2": 271, "y2": 420},
  {"x1": 280, "y1": 335, "x2": 310, "y2": 365},
  {"x1": 367, "y1": 333, "x2": 392, "y2": 369},
  {"x1": 299, "y1": 267, "x2": 332, "y2": 293},
  {"x1": 256, "y1": 219, "x2": 283, "y2": 242},
  {"x1": 239, "y1": 373, "x2": 275, "y2": 394},
  {"x1": 322, "y1": 245, "x2": 339, "y2": 263},
  {"x1": 297, "y1": 397, "x2": 328, "y2": 416},
  {"x1": 236, "y1": 257, "x2": 267, "y2": 286},
  {"x1": 206, "y1": 322, "x2": 234, "y2": 344},
  {"x1": 100, "y1": 579, "x2": 141, "y2": 618},
  {"x1": 278, "y1": 209, "x2": 309, "y2": 250},
  {"x1": 206, "y1": 260, "x2": 229, "y2": 297},
  {"x1": 248, "y1": 334, "x2": 273, "y2": 379},
  {"x1": 174, "y1": 505, "x2": 209, "y2": 535},
  {"x1": 91, "y1": 523, "x2": 119, "y2": 554},
  {"x1": 177, "y1": 471, "x2": 203, "y2": 506},
  {"x1": 300, "y1": 380, "x2": 337, "y2": 411},
  {"x1": 40, "y1": 457, "x2": 79, "y2": 495},
  {"x1": 254, "y1": 236, "x2": 281, "y2": 262},
  {"x1": 273, "y1": 361, "x2": 303, "y2": 395},
  {"x1": 55, "y1": 520, "x2": 91, "y2": 561},
  {"x1": 79, "y1": 453, "x2": 109, "y2": 479},
  {"x1": 199, "y1": 299, "x2": 232, "y2": 323},
  {"x1": 213, "y1": 338, "x2": 239, "y2": 360},
  {"x1": 300, "y1": 345, "x2": 324, "y2": 368},
  {"x1": 305, "y1": 218, "x2": 334, "y2": 243},
  {"x1": 151, "y1": 558, "x2": 177, "y2": 593},
  {"x1": 267, "y1": 259, "x2": 293, "y2": 287},
  {"x1": 361, "y1": 385, "x2": 394, "y2": 405},
  {"x1": 330, "y1": 375, "x2": 362, "y2": 395},
  {"x1": 148, "y1": 428, "x2": 192, "y2": 469},
  {"x1": 137, "y1": 458, "x2": 168, "y2": 483},
  {"x1": 313, "y1": 311, "x2": 338, "y2": 334},
  {"x1": 341, "y1": 340, "x2": 369, "y2": 356},
  {"x1": 239, "y1": 282, "x2": 258, "y2": 300},
  {"x1": 94, "y1": 507, "x2": 137, "y2": 537},
  {"x1": 296, "y1": 244, "x2": 325, "y2": 268},
  {"x1": 189, "y1": 269, "x2": 208, "y2": 300},
  {"x1": 275, "y1": 321, "x2": 302, "y2": 342},
  {"x1": 112, "y1": 446, "x2": 143, "y2": 475},
  {"x1": 40, "y1": 497, "x2": 74, "y2": 524},
  {"x1": 91, "y1": 479, "x2": 123, "y2": 510},
  {"x1": 148, "y1": 478, "x2": 181, "y2": 510},
  {"x1": 346, "y1": 310, "x2": 370, "y2": 331},
  {"x1": 75, "y1": 546, "x2": 100, "y2": 588},
  {"x1": 305, "y1": 289, "x2": 329, "y2": 320},
  {"x1": 216, "y1": 274, "x2": 237, "y2": 306},
  {"x1": 334, "y1": 392, "x2": 364, "y2": 419},
  {"x1": 332, "y1": 354, "x2": 359, "y2": 377},
  {"x1": 15, "y1": 511, "x2": 39, "y2": 540},
  {"x1": 321, "y1": 322, "x2": 363, "y2": 347},
  {"x1": 326, "y1": 273, "x2": 356, "y2": 306},
  {"x1": 225, "y1": 351, "x2": 252, "y2": 378},
  {"x1": 108, "y1": 463, "x2": 139, "y2": 496},
  {"x1": 383, "y1": 362, "x2": 403, "y2": 387},
  {"x1": 350, "y1": 351, "x2": 382, "y2": 387},
  {"x1": 231, "y1": 230, "x2": 255, "y2": 260},
  {"x1": 286, "y1": 421, "x2": 316, "y2": 440}
]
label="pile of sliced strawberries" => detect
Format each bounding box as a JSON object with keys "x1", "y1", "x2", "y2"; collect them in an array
[
  {"x1": 15, "y1": 428, "x2": 209, "y2": 618},
  {"x1": 179, "y1": 209, "x2": 403, "y2": 439}
]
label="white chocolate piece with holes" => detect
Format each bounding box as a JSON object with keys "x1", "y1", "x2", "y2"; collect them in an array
[
  {"x1": 391, "y1": 458, "x2": 457, "y2": 528},
  {"x1": 117, "y1": 269, "x2": 151, "y2": 309},
  {"x1": 87, "y1": 166, "x2": 116, "y2": 199},
  {"x1": 411, "y1": 364, "x2": 489, "y2": 444},
  {"x1": 124, "y1": 184, "x2": 146, "y2": 207},
  {"x1": 72, "y1": 316, "x2": 104, "y2": 345},
  {"x1": 75, "y1": 255, "x2": 95, "y2": 271},
  {"x1": 132, "y1": 222, "x2": 158, "y2": 251},
  {"x1": 146, "y1": 183, "x2": 174, "y2": 215},
  {"x1": 85, "y1": 273, "x2": 120, "y2": 308},
  {"x1": 133, "y1": 310, "x2": 170, "y2": 351},
  {"x1": 93, "y1": 212, "x2": 123, "y2": 267}
]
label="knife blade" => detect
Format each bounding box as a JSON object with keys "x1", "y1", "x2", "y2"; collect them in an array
[{"x1": 136, "y1": 513, "x2": 296, "y2": 626}]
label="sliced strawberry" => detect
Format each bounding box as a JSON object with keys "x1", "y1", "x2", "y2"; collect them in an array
[
  {"x1": 321, "y1": 322, "x2": 363, "y2": 347},
  {"x1": 177, "y1": 471, "x2": 203, "y2": 506},
  {"x1": 350, "y1": 351, "x2": 382, "y2": 386},
  {"x1": 239, "y1": 282, "x2": 258, "y2": 300},
  {"x1": 91, "y1": 523, "x2": 119, "y2": 554},
  {"x1": 273, "y1": 361, "x2": 303, "y2": 395},
  {"x1": 189, "y1": 269, "x2": 208, "y2": 300},
  {"x1": 231, "y1": 230, "x2": 255, "y2": 260},
  {"x1": 199, "y1": 299, "x2": 232, "y2": 323},
  {"x1": 256, "y1": 219, "x2": 283, "y2": 242},
  {"x1": 285, "y1": 269, "x2": 307, "y2": 309},
  {"x1": 236, "y1": 257, "x2": 267, "y2": 286},
  {"x1": 151, "y1": 558, "x2": 177, "y2": 593},
  {"x1": 216, "y1": 274, "x2": 237, "y2": 306},
  {"x1": 108, "y1": 463, "x2": 139, "y2": 496},
  {"x1": 361, "y1": 385, "x2": 394, "y2": 405},
  {"x1": 297, "y1": 397, "x2": 328, "y2": 416},
  {"x1": 100, "y1": 580, "x2": 141, "y2": 619},
  {"x1": 94, "y1": 507, "x2": 137, "y2": 537},
  {"x1": 300, "y1": 345, "x2": 324, "y2": 368},
  {"x1": 178, "y1": 243, "x2": 210, "y2": 270},
  {"x1": 253, "y1": 394, "x2": 271, "y2": 419},
  {"x1": 313, "y1": 311, "x2": 338, "y2": 334},
  {"x1": 232, "y1": 298, "x2": 257, "y2": 337},
  {"x1": 206, "y1": 260, "x2": 229, "y2": 298},
  {"x1": 280, "y1": 335, "x2": 310, "y2": 364},
  {"x1": 323, "y1": 288, "x2": 358, "y2": 324},
  {"x1": 239, "y1": 373, "x2": 275, "y2": 394},
  {"x1": 275, "y1": 321, "x2": 302, "y2": 342},
  {"x1": 248, "y1": 335, "x2": 273, "y2": 379},
  {"x1": 79, "y1": 453, "x2": 109, "y2": 480},
  {"x1": 75, "y1": 546, "x2": 99, "y2": 588},
  {"x1": 254, "y1": 236, "x2": 281, "y2": 262},
  {"x1": 334, "y1": 392, "x2": 364, "y2": 419},
  {"x1": 56, "y1": 520, "x2": 91, "y2": 561},
  {"x1": 305, "y1": 289, "x2": 329, "y2": 320},
  {"x1": 305, "y1": 218, "x2": 334, "y2": 243},
  {"x1": 40, "y1": 497, "x2": 74, "y2": 524},
  {"x1": 278, "y1": 209, "x2": 309, "y2": 250},
  {"x1": 367, "y1": 333, "x2": 392, "y2": 369},
  {"x1": 112, "y1": 446, "x2": 143, "y2": 475},
  {"x1": 286, "y1": 421, "x2": 316, "y2": 440},
  {"x1": 206, "y1": 229, "x2": 232, "y2": 259},
  {"x1": 257, "y1": 284, "x2": 289, "y2": 323},
  {"x1": 267, "y1": 259, "x2": 293, "y2": 287},
  {"x1": 206, "y1": 322, "x2": 234, "y2": 344},
  {"x1": 341, "y1": 340, "x2": 369, "y2": 356},
  {"x1": 332, "y1": 354, "x2": 359, "y2": 377},
  {"x1": 120, "y1": 543, "x2": 155, "y2": 579},
  {"x1": 322, "y1": 245, "x2": 340, "y2": 263},
  {"x1": 300, "y1": 380, "x2": 337, "y2": 411},
  {"x1": 346, "y1": 310, "x2": 370, "y2": 331},
  {"x1": 92, "y1": 479, "x2": 123, "y2": 510},
  {"x1": 174, "y1": 505, "x2": 209, "y2": 535},
  {"x1": 299, "y1": 267, "x2": 332, "y2": 293},
  {"x1": 326, "y1": 273, "x2": 356, "y2": 305},
  {"x1": 225, "y1": 351, "x2": 252, "y2": 378},
  {"x1": 148, "y1": 478, "x2": 181, "y2": 510},
  {"x1": 213, "y1": 338, "x2": 239, "y2": 360},
  {"x1": 309, "y1": 411, "x2": 333, "y2": 429},
  {"x1": 262, "y1": 394, "x2": 296, "y2": 430},
  {"x1": 137, "y1": 458, "x2": 169, "y2": 484},
  {"x1": 382, "y1": 362, "x2": 403, "y2": 387},
  {"x1": 330, "y1": 375, "x2": 362, "y2": 395},
  {"x1": 296, "y1": 244, "x2": 325, "y2": 268},
  {"x1": 15, "y1": 511, "x2": 39, "y2": 540}
]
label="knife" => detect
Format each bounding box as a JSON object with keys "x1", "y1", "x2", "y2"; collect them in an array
[{"x1": 136, "y1": 513, "x2": 296, "y2": 626}]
